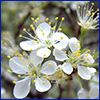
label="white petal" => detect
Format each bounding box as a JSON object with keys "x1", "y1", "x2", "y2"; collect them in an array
[
  {"x1": 35, "y1": 77, "x2": 51, "y2": 92},
  {"x1": 78, "y1": 65, "x2": 91, "y2": 80},
  {"x1": 37, "y1": 47, "x2": 51, "y2": 58},
  {"x1": 69, "y1": 37, "x2": 80, "y2": 53},
  {"x1": 40, "y1": 60, "x2": 57, "y2": 75},
  {"x1": 87, "y1": 67, "x2": 97, "y2": 77},
  {"x1": 53, "y1": 41, "x2": 68, "y2": 50},
  {"x1": 30, "y1": 49, "x2": 44, "y2": 66},
  {"x1": 19, "y1": 40, "x2": 42, "y2": 51},
  {"x1": 53, "y1": 32, "x2": 69, "y2": 42},
  {"x1": 83, "y1": 53, "x2": 95, "y2": 64},
  {"x1": 62, "y1": 63, "x2": 73, "y2": 74},
  {"x1": 36, "y1": 22, "x2": 51, "y2": 39},
  {"x1": 53, "y1": 49, "x2": 68, "y2": 61},
  {"x1": 77, "y1": 88, "x2": 87, "y2": 99},
  {"x1": 9, "y1": 57, "x2": 28, "y2": 74},
  {"x1": 89, "y1": 85, "x2": 99, "y2": 99},
  {"x1": 13, "y1": 77, "x2": 31, "y2": 99}
]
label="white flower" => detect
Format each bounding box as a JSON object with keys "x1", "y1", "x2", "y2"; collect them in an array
[
  {"x1": 53, "y1": 37, "x2": 95, "y2": 80},
  {"x1": 1, "y1": 32, "x2": 18, "y2": 56},
  {"x1": 19, "y1": 17, "x2": 69, "y2": 58},
  {"x1": 76, "y1": 1, "x2": 99, "y2": 30},
  {"x1": 77, "y1": 85, "x2": 99, "y2": 99},
  {"x1": 9, "y1": 49, "x2": 57, "y2": 98}
]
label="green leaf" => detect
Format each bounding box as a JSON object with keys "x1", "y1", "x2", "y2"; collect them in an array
[
  {"x1": 93, "y1": 51, "x2": 99, "y2": 59},
  {"x1": 81, "y1": 49, "x2": 86, "y2": 54}
]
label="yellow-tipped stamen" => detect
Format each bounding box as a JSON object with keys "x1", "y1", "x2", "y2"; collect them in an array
[
  {"x1": 48, "y1": 63, "x2": 51, "y2": 65},
  {"x1": 90, "y1": 93, "x2": 91, "y2": 95},
  {"x1": 74, "y1": 45, "x2": 76, "y2": 47},
  {"x1": 59, "y1": 28, "x2": 62, "y2": 31},
  {"x1": 7, "y1": 56, "x2": 11, "y2": 58},
  {"x1": 25, "y1": 61, "x2": 27, "y2": 63},
  {"x1": 36, "y1": 52, "x2": 37, "y2": 54},
  {"x1": 7, "y1": 70, "x2": 10, "y2": 73},
  {"x1": 13, "y1": 81, "x2": 17, "y2": 84},
  {"x1": 42, "y1": 33, "x2": 45, "y2": 35},
  {"x1": 60, "y1": 36, "x2": 63, "y2": 39},
  {"x1": 32, "y1": 27, "x2": 35, "y2": 30},
  {"x1": 31, "y1": 17, "x2": 34, "y2": 20},
  {"x1": 77, "y1": 40, "x2": 80, "y2": 43},
  {"x1": 71, "y1": 57, "x2": 74, "y2": 60},
  {"x1": 64, "y1": 51, "x2": 66, "y2": 53},
  {"x1": 37, "y1": 18, "x2": 39, "y2": 20},
  {"x1": 75, "y1": 1, "x2": 78, "y2": 5},
  {"x1": 62, "y1": 17, "x2": 65, "y2": 21},
  {"x1": 55, "y1": 17, "x2": 58, "y2": 20},
  {"x1": 33, "y1": 80, "x2": 36, "y2": 83},
  {"x1": 30, "y1": 49, "x2": 33, "y2": 51},
  {"x1": 51, "y1": 33, "x2": 53, "y2": 35},
  {"x1": 19, "y1": 54, "x2": 22, "y2": 57},
  {"x1": 91, "y1": 3, "x2": 94, "y2": 5},
  {"x1": 23, "y1": 28, "x2": 26, "y2": 31},
  {"x1": 78, "y1": 6, "x2": 80, "y2": 9},
  {"x1": 10, "y1": 59, "x2": 12, "y2": 61},
  {"x1": 42, "y1": 82, "x2": 45, "y2": 84},
  {"x1": 87, "y1": 58, "x2": 89, "y2": 60},
  {"x1": 19, "y1": 34, "x2": 22, "y2": 37},
  {"x1": 48, "y1": 22, "x2": 51, "y2": 25},
  {"x1": 36, "y1": 41, "x2": 39, "y2": 44},
  {"x1": 35, "y1": 20, "x2": 37, "y2": 23},
  {"x1": 97, "y1": 89, "x2": 99, "y2": 91},
  {"x1": 32, "y1": 41, "x2": 35, "y2": 43},
  {"x1": 35, "y1": 66, "x2": 37, "y2": 68},
  {"x1": 18, "y1": 75, "x2": 21, "y2": 77},
  {"x1": 73, "y1": 64, "x2": 76, "y2": 67},
  {"x1": 46, "y1": 18, "x2": 49, "y2": 21},
  {"x1": 20, "y1": 58, "x2": 22, "y2": 60},
  {"x1": 43, "y1": 54, "x2": 46, "y2": 56},
  {"x1": 33, "y1": 74, "x2": 36, "y2": 77},
  {"x1": 30, "y1": 73, "x2": 32, "y2": 75},
  {"x1": 97, "y1": 94, "x2": 99, "y2": 96},
  {"x1": 23, "y1": 66, "x2": 25, "y2": 68}
]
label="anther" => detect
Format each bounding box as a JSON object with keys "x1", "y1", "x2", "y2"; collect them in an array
[
  {"x1": 7, "y1": 56, "x2": 11, "y2": 58},
  {"x1": 30, "y1": 73, "x2": 32, "y2": 75},
  {"x1": 36, "y1": 52, "x2": 37, "y2": 54},
  {"x1": 48, "y1": 63, "x2": 51, "y2": 65},
  {"x1": 23, "y1": 28, "x2": 26, "y2": 31},
  {"x1": 32, "y1": 41, "x2": 35, "y2": 43},
  {"x1": 35, "y1": 66, "x2": 37, "y2": 68},
  {"x1": 97, "y1": 9, "x2": 99, "y2": 11},
  {"x1": 7, "y1": 70, "x2": 10, "y2": 73},
  {"x1": 30, "y1": 49, "x2": 33, "y2": 51},
  {"x1": 91, "y1": 3, "x2": 94, "y2": 5},
  {"x1": 97, "y1": 89, "x2": 99, "y2": 91},
  {"x1": 59, "y1": 28, "x2": 62, "y2": 31},
  {"x1": 43, "y1": 54, "x2": 46, "y2": 56},
  {"x1": 64, "y1": 51, "x2": 66, "y2": 53},
  {"x1": 19, "y1": 34, "x2": 22, "y2": 37},
  {"x1": 36, "y1": 41, "x2": 39, "y2": 44},
  {"x1": 32, "y1": 27, "x2": 35, "y2": 30},
  {"x1": 78, "y1": 6, "x2": 80, "y2": 9},
  {"x1": 73, "y1": 64, "x2": 76, "y2": 67},
  {"x1": 37, "y1": 18, "x2": 39, "y2": 20},
  {"x1": 48, "y1": 22, "x2": 51, "y2": 25},
  {"x1": 19, "y1": 54, "x2": 22, "y2": 57},
  {"x1": 33, "y1": 80, "x2": 36, "y2": 83},
  {"x1": 42, "y1": 82, "x2": 45, "y2": 84},
  {"x1": 46, "y1": 18, "x2": 49, "y2": 21},
  {"x1": 62, "y1": 17, "x2": 65, "y2": 21},
  {"x1": 51, "y1": 33, "x2": 53, "y2": 35},
  {"x1": 31, "y1": 17, "x2": 34, "y2": 20},
  {"x1": 13, "y1": 81, "x2": 17, "y2": 84},
  {"x1": 10, "y1": 59, "x2": 12, "y2": 61},
  {"x1": 35, "y1": 20, "x2": 37, "y2": 23},
  {"x1": 18, "y1": 75, "x2": 21, "y2": 77},
  {"x1": 55, "y1": 17, "x2": 58, "y2": 20},
  {"x1": 97, "y1": 94, "x2": 99, "y2": 96},
  {"x1": 71, "y1": 57, "x2": 74, "y2": 60},
  {"x1": 42, "y1": 33, "x2": 45, "y2": 35},
  {"x1": 41, "y1": 29, "x2": 43, "y2": 31},
  {"x1": 30, "y1": 24, "x2": 33, "y2": 28},
  {"x1": 33, "y1": 74, "x2": 36, "y2": 77},
  {"x1": 20, "y1": 58, "x2": 22, "y2": 60},
  {"x1": 87, "y1": 58, "x2": 89, "y2": 60},
  {"x1": 25, "y1": 61, "x2": 27, "y2": 63},
  {"x1": 23, "y1": 66, "x2": 25, "y2": 68},
  {"x1": 75, "y1": 1, "x2": 78, "y2": 4},
  {"x1": 74, "y1": 45, "x2": 76, "y2": 47},
  {"x1": 77, "y1": 40, "x2": 80, "y2": 43},
  {"x1": 60, "y1": 37, "x2": 63, "y2": 39}
]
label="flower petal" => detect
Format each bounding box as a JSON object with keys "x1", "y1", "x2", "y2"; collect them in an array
[
  {"x1": 69, "y1": 37, "x2": 80, "y2": 53},
  {"x1": 53, "y1": 32, "x2": 69, "y2": 50},
  {"x1": 35, "y1": 77, "x2": 51, "y2": 92},
  {"x1": 19, "y1": 40, "x2": 42, "y2": 51},
  {"x1": 30, "y1": 49, "x2": 44, "y2": 66},
  {"x1": 36, "y1": 22, "x2": 51, "y2": 39},
  {"x1": 40, "y1": 60, "x2": 57, "y2": 75},
  {"x1": 9, "y1": 57, "x2": 28, "y2": 74},
  {"x1": 87, "y1": 67, "x2": 97, "y2": 77},
  {"x1": 89, "y1": 85, "x2": 99, "y2": 99},
  {"x1": 53, "y1": 49, "x2": 68, "y2": 61},
  {"x1": 77, "y1": 88, "x2": 87, "y2": 99},
  {"x1": 78, "y1": 65, "x2": 91, "y2": 80},
  {"x1": 13, "y1": 77, "x2": 31, "y2": 99},
  {"x1": 83, "y1": 53, "x2": 95, "y2": 64},
  {"x1": 62, "y1": 63, "x2": 73, "y2": 75},
  {"x1": 37, "y1": 47, "x2": 51, "y2": 58}
]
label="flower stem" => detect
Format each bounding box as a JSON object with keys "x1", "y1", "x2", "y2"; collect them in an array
[
  {"x1": 89, "y1": 80, "x2": 99, "y2": 84},
  {"x1": 80, "y1": 27, "x2": 87, "y2": 50},
  {"x1": 78, "y1": 76, "x2": 82, "y2": 89}
]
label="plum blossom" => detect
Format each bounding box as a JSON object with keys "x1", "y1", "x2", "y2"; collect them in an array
[
  {"x1": 9, "y1": 49, "x2": 57, "y2": 98},
  {"x1": 76, "y1": 1, "x2": 99, "y2": 30},
  {"x1": 77, "y1": 85, "x2": 99, "y2": 99},
  {"x1": 19, "y1": 17, "x2": 69, "y2": 58},
  {"x1": 53, "y1": 37, "x2": 95, "y2": 80}
]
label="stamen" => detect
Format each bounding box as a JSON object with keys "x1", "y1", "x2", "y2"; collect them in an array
[
  {"x1": 7, "y1": 56, "x2": 11, "y2": 58},
  {"x1": 48, "y1": 63, "x2": 51, "y2": 65},
  {"x1": 42, "y1": 82, "x2": 45, "y2": 84},
  {"x1": 33, "y1": 80, "x2": 36, "y2": 83},
  {"x1": 13, "y1": 81, "x2": 16, "y2": 84},
  {"x1": 31, "y1": 17, "x2": 34, "y2": 20},
  {"x1": 7, "y1": 70, "x2": 10, "y2": 73},
  {"x1": 35, "y1": 66, "x2": 37, "y2": 68},
  {"x1": 18, "y1": 75, "x2": 21, "y2": 77},
  {"x1": 19, "y1": 34, "x2": 22, "y2": 37}
]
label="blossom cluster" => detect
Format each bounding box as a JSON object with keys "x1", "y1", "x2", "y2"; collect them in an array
[{"x1": 6, "y1": 1, "x2": 99, "y2": 99}]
